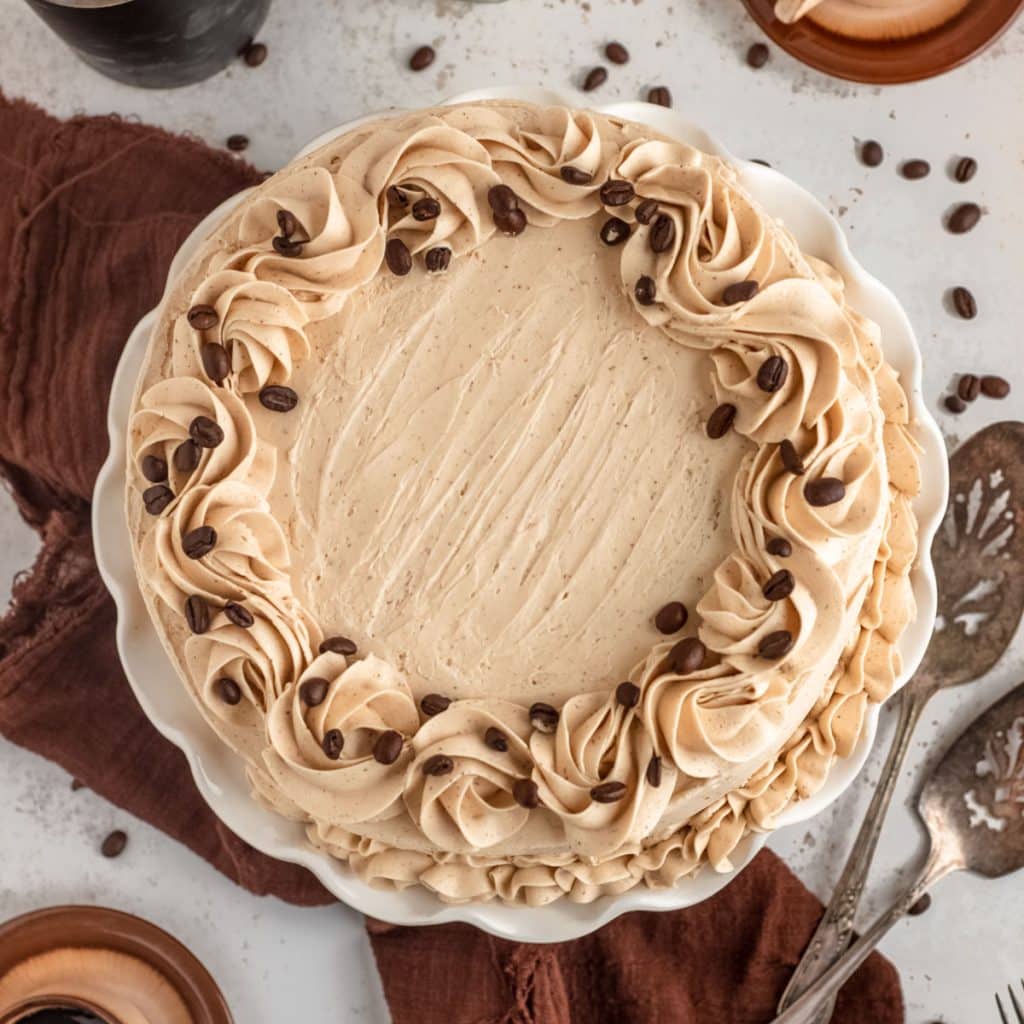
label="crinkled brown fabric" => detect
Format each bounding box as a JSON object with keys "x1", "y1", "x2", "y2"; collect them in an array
[{"x1": 0, "y1": 94, "x2": 903, "y2": 1024}]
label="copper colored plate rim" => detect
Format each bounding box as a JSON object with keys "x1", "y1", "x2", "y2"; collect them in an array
[
  {"x1": 740, "y1": 0, "x2": 1024, "y2": 84},
  {"x1": 0, "y1": 906, "x2": 232, "y2": 1024}
]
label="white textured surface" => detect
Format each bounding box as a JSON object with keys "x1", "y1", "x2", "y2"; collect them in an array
[{"x1": 0, "y1": 0, "x2": 1022, "y2": 1020}]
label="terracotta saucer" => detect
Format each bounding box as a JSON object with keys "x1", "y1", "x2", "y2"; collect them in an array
[
  {"x1": 0, "y1": 906, "x2": 232, "y2": 1024},
  {"x1": 741, "y1": 0, "x2": 1024, "y2": 83}
]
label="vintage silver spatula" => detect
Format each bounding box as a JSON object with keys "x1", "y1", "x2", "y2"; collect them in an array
[
  {"x1": 778, "y1": 421, "x2": 1024, "y2": 1021},
  {"x1": 774, "y1": 679, "x2": 1024, "y2": 1023}
]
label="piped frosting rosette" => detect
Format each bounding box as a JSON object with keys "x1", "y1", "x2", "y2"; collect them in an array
[{"x1": 263, "y1": 654, "x2": 419, "y2": 825}]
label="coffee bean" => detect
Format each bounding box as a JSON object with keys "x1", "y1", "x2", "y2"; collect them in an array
[
  {"x1": 647, "y1": 86, "x2": 672, "y2": 108},
  {"x1": 423, "y1": 754, "x2": 454, "y2": 776},
  {"x1": 173, "y1": 439, "x2": 201, "y2": 474},
  {"x1": 757, "y1": 355, "x2": 789, "y2": 393},
  {"x1": 101, "y1": 830, "x2": 127, "y2": 858},
  {"x1": 216, "y1": 677, "x2": 242, "y2": 705},
  {"x1": 746, "y1": 42, "x2": 770, "y2": 68},
  {"x1": 187, "y1": 304, "x2": 219, "y2": 330},
  {"x1": 599, "y1": 179, "x2": 635, "y2": 207},
  {"x1": 425, "y1": 246, "x2": 452, "y2": 272},
  {"x1": 722, "y1": 280, "x2": 760, "y2": 305},
  {"x1": 322, "y1": 728, "x2": 344, "y2": 760},
  {"x1": 779, "y1": 439, "x2": 805, "y2": 475},
  {"x1": 600, "y1": 217, "x2": 631, "y2": 246},
  {"x1": 529, "y1": 702, "x2": 559, "y2": 734},
  {"x1": 758, "y1": 630, "x2": 794, "y2": 659},
  {"x1": 605, "y1": 41, "x2": 629, "y2": 64},
  {"x1": 143, "y1": 484, "x2": 174, "y2": 516},
  {"x1": 494, "y1": 208, "x2": 527, "y2": 236},
  {"x1": 227, "y1": 134, "x2": 249, "y2": 152},
  {"x1": 373, "y1": 729, "x2": 403, "y2": 765},
  {"x1": 387, "y1": 185, "x2": 408, "y2": 206},
  {"x1": 635, "y1": 275, "x2": 657, "y2": 306},
  {"x1": 900, "y1": 159, "x2": 930, "y2": 180},
  {"x1": 420, "y1": 693, "x2": 451, "y2": 716},
  {"x1": 947, "y1": 202, "x2": 981, "y2": 234},
  {"x1": 635, "y1": 198, "x2": 659, "y2": 224},
  {"x1": 646, "y1": 755, "x2": 662, "y2": 788},
  {"x1": 615, "y1": 681, "x2": 641, "y2": 708},
  {"x1": 951, "y1": 286, "x2": 977, "y2": 319},
  {"x1": 189, "y1": 415, "x2": 224, "y2": 449},
  {"x1": 591, "y1": 781, "x2": 627, "y2": 803},
  {"x1": 412, "y1": 197, "x2": 441, "y2": 221},
  {"x1": 241, "y1": 41, "x2": 267, "y2": 67},
  {"x1": 141, "y1": 454, "x2": 167, "y2": 483},
  {"x1": 272, "y1": 235, "x2": 303, "y2": 257},
  {"x1": 184, "y1": 594, "x2": 210, "y2": 634},
  {"x1": 182, "y1": 525, "x2": 217, "y2": 559},
  {"x1": 259, "y1": 385, "x2": 299, "y2": 412},
  {"x1": 981, "y1": 375, "x2": 1010, "y2": 399},
  {"x1": 954, "y1": 156, "x2": 977, "y2": 183},
  {"x1": 484, "y1": 727, "x2": 509, "y2": 752},
  {"x1": 560, "y1": 165, "x2": 593, "y2": 185},
  {"x1": 944, "y1": 394, "x2": 966, "y2": 414},
  {"x1": 513, "y1": 778, "x2": 540, "y2": 809},
  {"x1": 667, "y1": 637, "x2": 706, "y2": 674},
  {"x1": 320, "y1": 635, "x2": 357, "y2": 656},
  {"x1": 487, "y1": 184, "x2": 520, "y2": 214},
  {"x1": 655, "y1": 601, "x2": 688, "y2": 634},
  {"x1": 649, "y1": 213, "x2": 676, "y2": 254},
  {"x1": 766, "y1": 537, "x2": 792, "y2": 558},
  {"x1": 384, "y1": 237, "x2": 413, "y2": 275},
  {"x1": 763, "y1": 569, "x2": 795, "y2": 602},
  {"x1": 224, "y1": 602, "x2": 254, "y2": 628},
  {"x1": 957, "y1": 374, "x2": 981, "y2": 402},
  {"x1": 860, "y1": 140, "x2": 884, "y2": 167},
  {"x1": 200, "y1": 342, "x2": 231, "y2": 384},
  {"x1": 276, "y1": 209, "x2": 301, "y2": 238},
  {"x1": 409, "y1": 45, "x2": 435, "y2": 72},
  {"x1": 583, "y1": 66, "x2": 608, "y2": 91},
  {"x1": 804, "y1": 477, "x2": 846, "y2": 507},
  {"x1": 706, "y1": 403, "x2": 737, "y2": 439},
  {"x1": 300, "y1": 677, "x2": 330, "y2": 707},
  {"x1": 908, "y1": 893, "x2": 932, "y2": 916}
]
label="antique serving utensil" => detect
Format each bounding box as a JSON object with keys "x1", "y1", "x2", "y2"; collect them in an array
[
  {"x1": 778, "y1": 421, "x2": 1024, "y2": 1022},
  {"x1": 773, "y1": 680, "x2": 1024, "y2": 1024}
]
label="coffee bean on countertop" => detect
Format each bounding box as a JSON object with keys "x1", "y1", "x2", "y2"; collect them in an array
[
  {"x1": 173, "y1": 439, "x2": 201, "y2": 474},
  {"x1": 952, "y1": 286, "x2": 977, "y2": 319},
  {"x1": 605, "y1": 41, "x2": 629, "y2": 64},
  {"x1": 300, "y1": 677, "x2": 329, "y2": 707},
  {"x1": 600, "y1": 217, "x2": 631, "y2": 246},
  {"x1": 758, "y1": 630, "x2": 794, "y2": 659},
  {"x1": 860, "y1": 140, "x2": 884, "y2": 167},
  {"x1": 241, "y1": 41, "x2": 267, "y2": 67},
  {"x1": 216, "y1": 677, "x2": 242, "y2": 705},
  {"x1": 320, "y1": 635, "x2": 357, "y2": 656},
  {"x1": 647, "y1": 86, "x2": 672, "y2": 108},
  {"x1": 101, "y1": 829, "x2": 128, "y2": 858},
  {"x1": 384, "y1": 237, "x2": 413, "y2": 275},
  {"x1": 140, "y1": 454, "x2": 167, "y2": 483},
  {"x1": 767, "y1": 537, "x2": 792, "y2": 558},
  {"x1": 425, "y1": 247, "x2": 451, "y2": 272},
  {"x1": 322, "y1": 728, "x2": 345, "y2": 760},
  {"x1": 422, "y1": 754, "x2": 454, "y2": 776},
  {"x1": 182, "y1": 525, "x2": 217, "y2": 559},
  {"x1": 746, "y1": 42, "x2": 770, "y2": 68},
  {"x1": 780, "y1": 439, "x2": 805, "y2": 476},
  {"x1": 529, "y1": 702, "x2": 559, "y2": 734},
  {"x1": 583, "y1": 66, "x2": 608, "y2": 91},
  {"x1": 646, "y1": 755, "x2": 662, "y2": 787},
  {"x1": 599, "y1": 179, "x2": 635, "y2": 207},
  {"x1": 655, "y1": 601, "x2": 688, "y2": 635},
  {"x1": 667, "y1": 636, "x2": 706, "y2": 674},
  {"x1": 944, "y1": 394, "x2": 967, "y2": 414},
  {"x1": 420, "y1": 693, "x2": 452, "y2": 716},
  {"x1": 200, "y1": 342, "x2": 231, "y2": 384},
  {"x1": 409, "y1": 45, "x2": 435, "y2": 72},
  {"x1": 227, "y1": 134, "x2": 249, "y2": 152},
  {"x1": 513, "y1": 778, "x2": 540, "y2": 808},
  {"x1": 560, "y1": 165, "x2": 593, "y2": 185},
  {"x1": 412, "y1": 197, "x2": 441, "y2": 221},
  {"x1": 706, "y1": 403, "x2": 737, "y2": 439},
  {"x1": 373, "y1": 730, "x2": 404, "y2": 765},
  {"x1": 143, "y1": 485, "x2": 174, "y2": 516},
  {"x1": 954, "y1": 156, "x2": 977, "y2": 183},
  {"x1": 981, "y1": 375, "x2": 1011, "y2": 399},
  {"x1": 189, "y1": 415, "x2": 224, "y2": 449},
  {"x1": 722, "y1": 280, "x2": 760, "y2": 305},
  {"x1": 615, "y1": 681, "x2": 641, "y2": 708},
  {"x1": 591, "y1": 781, "x2": 627, "y2": 803},
  {"x1": 184, "y1": 594, "x2": 210, "y2": 635},
  {"x1": 635, "y1": 275, "x2": 656, "y2": 306},
  {"x1": 224, "y1": 602, "x2": 254, "y2": 628},
  {"x1": 649, "y1": 213, "x2": 676, "y2": 253},
  {"x1": 757, "y1": 355, "x2": 789, "y2": 393},
  {"x1": 484, "y1": 727, "x2": 509, "y2": 752},
  {"x1": 804, "y1": 477, "x2": 846, "y2": 507},
  {"x1": 900, "y1": 159, "x2": 930, "y2": 180},
  {"x1": 947, "y1": 202, "x2": 982, "y2": 234},
  {"x1": 958, "y1": 374, "x2": 981, "y2": 403},
  {"x1": 187, "y1": 304, "x2": 219, "y2": 330},
  {"x1": 259, "y1": 384, "x2": 299, "y2": 412},
  {"x1": 634, "y1": 198, "x2": 659, "y2": 224},
  {"x1": 763, "y1": 569, "x2": 795, "y2": 602}
]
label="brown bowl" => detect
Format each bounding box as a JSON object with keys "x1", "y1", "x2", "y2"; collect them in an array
[
  {"x1": 0, "y1": 907, "x2": 232, "y2": 1024},
  {"x1": 741, "y1": 0, "x2": 1024, "y2": 83}
]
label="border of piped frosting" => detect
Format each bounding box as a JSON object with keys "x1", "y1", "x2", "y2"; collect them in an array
[{"x1": 126, "y1": 101, "x2": 921, "y2": 905}]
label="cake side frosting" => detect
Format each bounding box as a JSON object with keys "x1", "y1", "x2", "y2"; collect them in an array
[{"x1": 126, "y1": 101, "x2": 921, "y2": 905}]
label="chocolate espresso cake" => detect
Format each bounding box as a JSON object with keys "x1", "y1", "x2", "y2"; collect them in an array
[{"x1": 127, "y1": 101, "x2": 921, "y2": 905}]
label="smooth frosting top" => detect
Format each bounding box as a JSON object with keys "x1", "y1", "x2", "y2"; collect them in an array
[{"x1": 126, "y1": 101, "x2": 920, "y2": 905}]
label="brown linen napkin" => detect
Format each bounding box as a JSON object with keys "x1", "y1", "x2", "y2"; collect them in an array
[{"x1": 0, "y1": 93, "x2": 903, "y2": 1023}]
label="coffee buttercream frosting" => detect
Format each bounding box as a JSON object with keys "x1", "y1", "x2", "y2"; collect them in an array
[{"x1": 127, "y1": 101, "x2": 921, "y2": 904}]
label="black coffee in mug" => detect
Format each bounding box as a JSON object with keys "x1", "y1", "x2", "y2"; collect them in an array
[{"x1": 24, "y1": 0, "x2": 271, "y2": 88}]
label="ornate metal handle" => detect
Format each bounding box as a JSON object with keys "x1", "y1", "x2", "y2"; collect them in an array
[{"x1": 776, "y1": 684, "x2": 931, "y2": 1021}]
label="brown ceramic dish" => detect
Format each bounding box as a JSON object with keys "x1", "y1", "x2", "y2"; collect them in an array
[
  {"x1": 741, "y1": 0, "x2": 1024, "y2": 83},
  {"x1": 0, "y1": 907, "x2": 232, "y2": 1024}
]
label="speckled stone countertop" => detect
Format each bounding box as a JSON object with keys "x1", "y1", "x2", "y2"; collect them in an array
[{"x1": 1, "y1": 0, "x2": 1022, "y2": 1020}]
